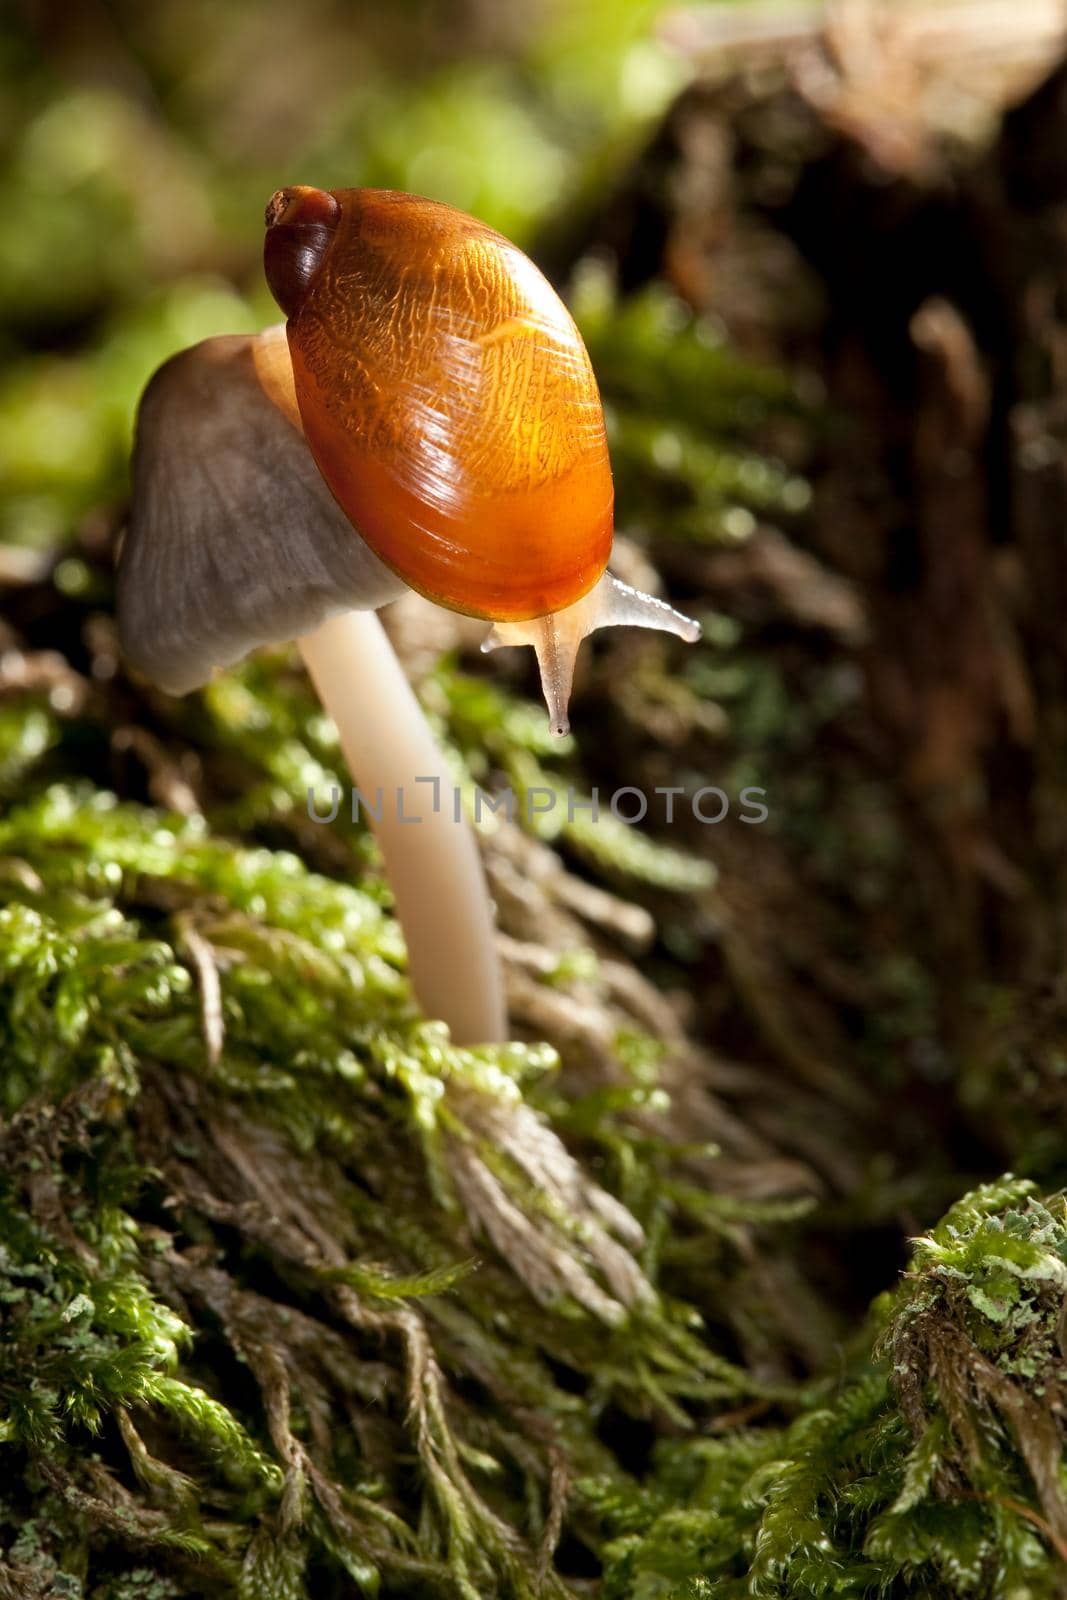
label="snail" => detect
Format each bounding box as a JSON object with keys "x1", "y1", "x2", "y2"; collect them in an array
[
  {"x1": 262, "y1": 186, "x2": 699, "y2": 735},
  {"x1": 116, "y1": 188, "x2": 700, "y2": 1046}
]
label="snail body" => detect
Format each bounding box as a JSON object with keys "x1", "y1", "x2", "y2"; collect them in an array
[{"x1": 265, "y1": 186, "x2": 613, "y2": 622}]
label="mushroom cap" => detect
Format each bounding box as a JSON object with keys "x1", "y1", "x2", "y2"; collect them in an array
[{"x1": 117, "y1": 329, "x2": 407, "y2": 695}]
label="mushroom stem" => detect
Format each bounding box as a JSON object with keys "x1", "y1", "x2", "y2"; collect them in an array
[{"x1": 298, "y1": 609, "x2": 506, "y2": 1045}]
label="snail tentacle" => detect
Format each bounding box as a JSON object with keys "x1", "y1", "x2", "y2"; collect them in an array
[{"x1": 481, "y1": 573, "x2": 700, "y2": 738}]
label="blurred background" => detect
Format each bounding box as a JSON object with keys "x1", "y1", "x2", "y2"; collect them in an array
[{"x1": 0, "y1": 0, "x2": 696, "y2": 554}]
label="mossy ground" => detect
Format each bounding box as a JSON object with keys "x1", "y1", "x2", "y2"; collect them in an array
[
  {"x1": 5, "y1": 6, "x2": 1067, "y2": 1597},
  {"x1": 3, "y1": 278, "x2": 1067, "y2": 1591}
]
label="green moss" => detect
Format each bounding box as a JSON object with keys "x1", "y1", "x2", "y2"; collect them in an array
[
  {"x1": 0, "y1": 42, "x2": 1063, "y2": 1590},
  {"x1": 4, "y1": 730, "x2": 1065, "y2": 1594},
  {"x1": 0, "y1": 750, "x2": 769, "y2": 1597},
  {"x1": 587, "y1": 1180, "x2": 1067, "y2": 1598},
  {"x1": 574, "y1": 268, "x2": 812, "y2": 547}
]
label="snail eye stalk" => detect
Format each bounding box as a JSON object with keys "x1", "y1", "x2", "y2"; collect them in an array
[{"x1": 481, "y1": 574, "x2": 701, "y2": 738}]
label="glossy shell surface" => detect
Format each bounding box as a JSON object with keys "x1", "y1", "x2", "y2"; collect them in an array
[{"x1": 283, "y1": 189, "x2": 614, "y2": 621}]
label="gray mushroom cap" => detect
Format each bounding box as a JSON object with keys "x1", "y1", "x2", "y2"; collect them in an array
[{"x1": 117, "y1": 332, "x2": 407, "y2": 695}]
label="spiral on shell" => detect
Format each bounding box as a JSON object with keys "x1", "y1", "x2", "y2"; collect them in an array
[{"x1": 263, "y1": 186, "x2": 341, "y2": 318}]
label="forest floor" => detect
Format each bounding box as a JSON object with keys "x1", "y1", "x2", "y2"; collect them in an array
[{"x1": 4, "y1": 7, "x2": 1067, "y2": 1598}]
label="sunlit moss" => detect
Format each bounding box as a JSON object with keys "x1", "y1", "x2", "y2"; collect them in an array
[
  {"x1": 588, "y1": 1180, "x2": 1067, "y2": 1599},
  {"x1": 0, "y1": 751, "x2": 743, "y2": 1597}
]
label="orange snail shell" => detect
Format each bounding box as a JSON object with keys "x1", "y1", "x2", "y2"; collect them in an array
[{"x1": 263, "y1": 186, "x2": 614, "y2": 623}]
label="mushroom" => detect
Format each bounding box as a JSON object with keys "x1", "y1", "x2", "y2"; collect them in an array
[{"x1": 116, "y1": 187, "x2": 700, "y2": 1047}]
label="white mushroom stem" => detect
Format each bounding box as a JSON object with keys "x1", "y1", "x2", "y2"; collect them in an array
[{"x1": 298, "y1": 608, "x2": 506, "y2": 1045}]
